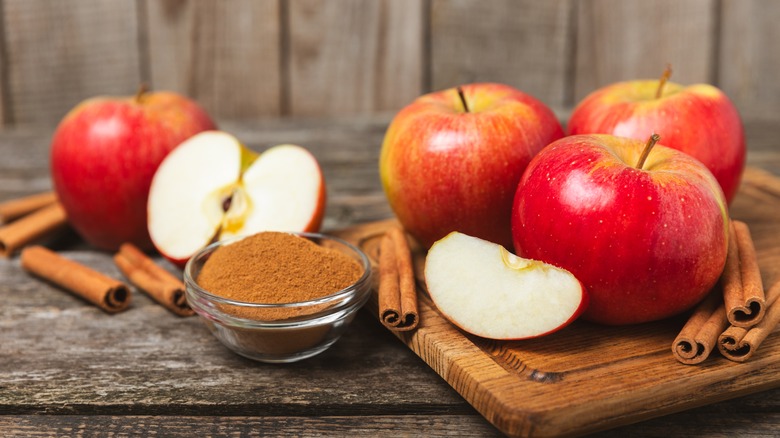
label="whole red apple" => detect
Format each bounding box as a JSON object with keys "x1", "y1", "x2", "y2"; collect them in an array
[
  {"x1": 380, "y1": 83, "x2": 564, "y2": 249},
  {"x1": 567, "y1": 73, "x2": 745, "y2": 203},
  {"x1": 512, "y1": 134, "x2": 729, "y2": 325},
  {"x1": 51, "y1": 89, "x2": 216, "y2": 251}
]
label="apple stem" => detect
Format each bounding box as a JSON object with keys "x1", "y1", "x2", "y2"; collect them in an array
[
  {"x1": 457, "y1": 86, "x2": 470, "y2": 113},
  {"x1": 636, "y1": 134, "x2": 661, "y2": 170},
  {"x1": 135, "y1": 83, "x2": 149, "y2": 104},
  {"x1": 655, "y1": 64, "x2": 672, "y2": 99}
]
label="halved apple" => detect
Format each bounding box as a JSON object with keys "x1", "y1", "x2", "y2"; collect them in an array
[
  {"x1": 148, "y1": 131, "x2": 325, "y2": 267},
  {"x1": 425, "y1": 232, "x2": 588, "y2": 340}
]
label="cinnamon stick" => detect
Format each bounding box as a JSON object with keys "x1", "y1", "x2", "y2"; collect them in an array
[
  {"x1": 393, "y1": 229, "x2": 418, "y2": 329},
  {"x1": 20, "y1": 245, "x2": 131, "y2": 313},
  {"x1": 672, "y1": 289, "x2": 729, "y2": 364},
  {"x1": 378, "y1": 231, "x2": 400, "y2": 324},
  {"x1": 0, "y1": 191, "x2": 58, "y2": 224},
  {"x1": 113, "y1": 243, "x2": 193, "y2": 316},
  {"x1": 378, "y1": 227, "x2": 418, "y2": 331},
  {"x1": 718, "y1": 280, "x2": 780, "y2": 362},
  {"x1": 0, "y1": 202, "x2": 68, "y2": 257},
  {"x1": 723, "y1": 220, "x2": 765, "y2": 327}
]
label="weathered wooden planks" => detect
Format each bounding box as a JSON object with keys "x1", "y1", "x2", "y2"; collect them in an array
[
  {"x1": 143, "y1": 0, "x2": 282, "y2": 120},
  {"x1": 0, "y1": 1, "x2": 778, "y2": 126},
  {"x1": 0, "y1": 252, "x2": 468, "y2": 416},
  {"x1": 0, "y1": 119, "x2": 779, "y2": 437},
  {"x1": 0, "y1": 415, "x2": 505, "y2": 437},
  {"x1": 430, "y1": 0, "x2": 573, "y2": 109},
  {"x1": 1, "y1": 0, "x2": 142, "y2": 127},
  {"x1": 286, "y1": 0, "x2": 425, "y2": 116},
  {"x1": 719, "y1": 0, "x2": 780, "y2": 121},
  {"x1": 573, "y1": 0, "x2": 718, "y2": 101}
]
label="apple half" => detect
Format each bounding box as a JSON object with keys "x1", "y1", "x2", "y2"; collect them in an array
[
  {"x1": 425, "y1": 232, "x2": 588, "y2": 340},
  {"x1": 148, "y1": 131, "x2": 325, "y2": 266}
]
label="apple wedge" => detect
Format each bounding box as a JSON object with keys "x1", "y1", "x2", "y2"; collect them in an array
[
  {"x1": 148, "y1": 131, "x2": 325, "y2": 267},
  {"x1": 425, "y1": 232, "x2": 588, "y2": 340}
]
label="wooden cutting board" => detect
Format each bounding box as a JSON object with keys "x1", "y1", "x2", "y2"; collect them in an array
[{"x1": 333, "y1": 166, "x2": 780, "y2": 438}]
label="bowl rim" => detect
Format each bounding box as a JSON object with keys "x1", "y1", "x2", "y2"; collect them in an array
[{"x1": 183, "y1": 231, "x2": 372, "y2": 309}]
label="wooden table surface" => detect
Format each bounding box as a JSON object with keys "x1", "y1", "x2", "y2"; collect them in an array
[{"x1": 1, "y1": 117, "x2": 779, "y2": 437}]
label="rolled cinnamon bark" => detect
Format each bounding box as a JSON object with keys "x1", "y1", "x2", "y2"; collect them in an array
[
  {"x1": 0, "y1": 202, "x2": 68, "y2": 257},
  {"x1": 378, "y1": 227, "x2": 418, "y2": 331},
  {"x1": 114, "y1": 243, "x2": 193, "y2": 316},
  {"x1": 672, "y1": 290, "x2": 729, "y2": 364},
  {"x1": 724, "y1": 221, "x2": 765, "y2": 327},
  {"x1": 21, "y1": 245, "x2": 131, "y2": 313},
  {"x1": 718, "y1": 281, "x2": 780, "y2": 362},
  {"x1": 391, "y1": 227, "x2": 418, "y2": 330},
  {"x1": 0, "y1": 191, "x2": 58, "y2": 224},
  {"x1": 378, "y1": 231, "x2": 401, "y2": 326}
]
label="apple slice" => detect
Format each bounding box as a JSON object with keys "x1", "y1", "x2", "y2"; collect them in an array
[
  {"x1": 425, "y1": 232, "x2": 588, "y2": 340},
  {"x1": 148, "y1": 131, "x2": 325, "y2": 267}
]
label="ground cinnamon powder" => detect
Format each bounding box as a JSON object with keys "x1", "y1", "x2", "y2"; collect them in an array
[
  {"x1": 195, "y1": 232, "x2": 365, "y2": 359},
  {"x1": 197, "y1": 232, "x2": 363, "y2": 320}
]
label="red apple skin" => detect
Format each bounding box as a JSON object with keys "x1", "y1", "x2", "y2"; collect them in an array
[
  {"x1": 567, "y1": 81, "x2": 745, "y2": 203},
  {"x1": 380, "y1": 83, "x2": 564, "y2": 249},
  {"x1": 51, "y1": 92, "x2": 216, "y2": 251},
  {"x1": 511, "y1": 134, "x2": 729, "y2": 325}
]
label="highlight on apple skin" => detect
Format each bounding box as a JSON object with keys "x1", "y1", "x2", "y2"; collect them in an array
[
  {"x1": 380, "y1": 82, "x2": 564, "y2": 250},
  {"x1": 424, "y1": 231, "x2": 588, "y2": 340},
  {"x1": 511, "y1": 134, "x2": 729, "y2": 325},
  {"x1": 147, "y1": 130, "x2": 326, "y2": 267},
  {"x1": 567, "y1": 78, "x2": 745, "y2": 204}
]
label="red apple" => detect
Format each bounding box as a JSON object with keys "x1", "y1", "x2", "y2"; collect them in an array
[
  {"x1": 425, "y1": 231, "x2": 587, "y2": 340},
  {"x1": 380, "y1": 83, "x2": 564, "y2": 249},
  {"x1": 567, "y1": 71, "x2": 745, "y2": 203},
  {"x1": 147, "y1": 131, "x2": 326, "y2": 267},
  {"x1": 50, "y1": 89, "x2": 216, "y2": 251},
  {"x1": 511, "y1": 134, "x2": 729, "y2": 325}
]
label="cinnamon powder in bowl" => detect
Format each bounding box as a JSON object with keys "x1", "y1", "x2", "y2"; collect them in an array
[{"x1": 183, "y1": 232, "x2": 372, "y2": 363}]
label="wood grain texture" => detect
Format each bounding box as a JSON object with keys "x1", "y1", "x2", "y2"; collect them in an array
[
  {"x1": 286, "y1": 0, "x2": 424, "y2": 116},
  {"x1": 0, "y1": 415, "x2": 504, "y2": 437},
  {"x1": 430, "y1": 0, "x2": 573, "y2": 109},
  {"x1": 1, "y1": 120, "x2": 779, "y2": 437},
  {"x1": 1, "y1": 0, "x2": 142, "y2": 127},
  {"x1": 0, "y1": 1, "x2": 8, "y2": 128},
  {"x1": 333, "y1": 167, "x2": 780, "y2": 437},
  {"x1": 719, "y1": 0, "x2": 780, "y2": 121},
  {"x1": 0, "y1": 1, "x2": 779, "y2": 124},
  {"x1": 0, "y1": 254, "x2": 468, "y2": 416},
  {"x1": 143, "y1": 0, "x2": 282, "y2": 119},
  {"x1": 574, "y1": 0, "x2": 717, "y2": 102},
  {"x1": 0, "y1": 130, "x2": 57, "y2": 197}
]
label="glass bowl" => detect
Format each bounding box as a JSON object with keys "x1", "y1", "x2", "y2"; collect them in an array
[{"x1": 183, "y1": 232, "x2": 372, "y2": 363}]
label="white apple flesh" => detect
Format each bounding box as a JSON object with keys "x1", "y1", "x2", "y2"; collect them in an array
[
  {"x1": 148, "y1": 131, "x2": 325, "y2": 266},
  {"x1": 425, "y1": 232, "x2": 588, "y2": 340}
]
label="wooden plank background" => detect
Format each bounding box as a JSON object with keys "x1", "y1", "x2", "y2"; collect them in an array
[{"x1": 0, "y1": 0, "x2": 777, "y2": 128}]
